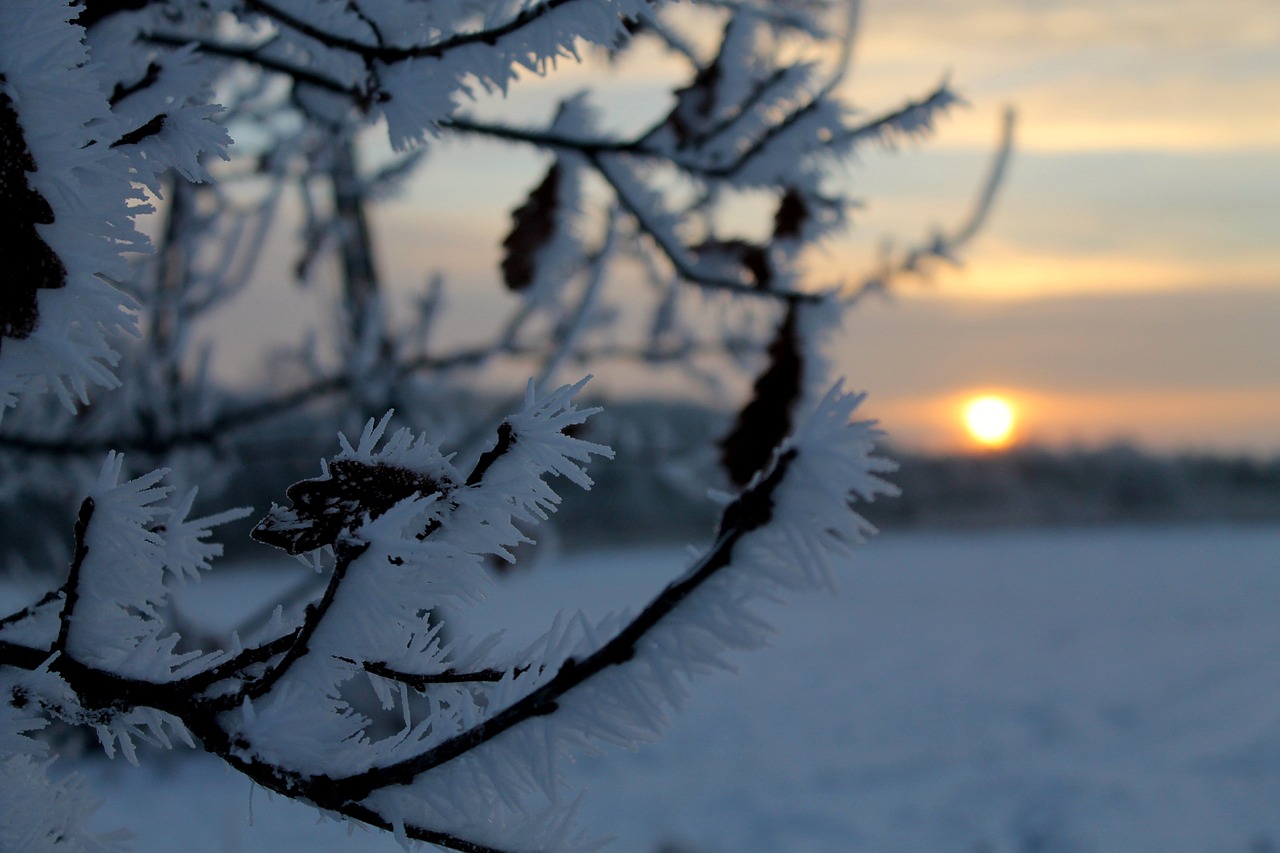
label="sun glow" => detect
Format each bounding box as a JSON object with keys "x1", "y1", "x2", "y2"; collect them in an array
[{"x1": 963, "y1": 395, "x2": 1017, "y2": 448}]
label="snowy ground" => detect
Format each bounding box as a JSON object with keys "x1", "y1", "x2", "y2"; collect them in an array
[{"x1": 39, "y1": 524, "x2": 1280, "y2": 851}]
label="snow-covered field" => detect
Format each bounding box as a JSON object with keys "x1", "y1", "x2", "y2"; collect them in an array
[{"x1": 55, "y1": 524, "x2": 1280, "y2": 850}]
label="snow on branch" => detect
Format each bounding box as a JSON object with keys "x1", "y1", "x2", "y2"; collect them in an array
[
  {"x1": 0, "y1": 1, "x2": 1012, "y2": 849},
  {"x1": 142, "y1": 0, "x2": 669, "y2": 149},
  {"x1": 0, "y1": 2, "x2": 232, "y2": 418},
  {"x1": 838, "y1": 78, "x2": 965, "y2": 151},
  {"x1": 0, "y1": 4, "x2": 141, "y2": 414},
  {"x1": 331, "y1": 384, "x2": 895, "y2": 849},
  {"x1": 1, "y1": 368, "x2": 894, "y2": 850},
  {"x1": 0, "y1": 381, "x2": 617, "y2": 850}
]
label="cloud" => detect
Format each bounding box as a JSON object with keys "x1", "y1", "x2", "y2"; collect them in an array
[
  {"x1": 817, "y1": 145, "x2": 1280, "y2": 300},
  {"x1": 835, "y1": 285, "x2": 1280, "y2": 451},
  {"x1": 858, "y1": 0, "x2": 1279, "y2": 65},
  {"x1": 842, "y1": 285, "x2": 1280, "y2": 392},
  {"x1": 851, "y1": 0, "x2": 1280, "y2": 153},
  {"x1": 200, "y1": 6, "x2": 1276, "y2": 454}
]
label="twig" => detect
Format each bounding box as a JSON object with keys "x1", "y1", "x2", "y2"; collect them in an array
[
  {"x1": 344, "y1": 658, "x2": 537, "y2": 689},
  {"x1": 245, "y1": 0, "x2": 591, "y2": 63},
  {"x1": 52, "y1": 499, "x2": 95, "y2": 656},
  {"x1": 232, "y1": 540, "x2": 370, "y2": 703},
  {"x1": 329, "y1": 448, "x2": 798, "y2": 800},
  {"x1": 0, "y1": 590, "x2": 61, "y2": 631}
]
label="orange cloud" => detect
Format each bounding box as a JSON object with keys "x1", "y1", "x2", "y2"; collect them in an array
[
  {"x1": 896, "y1": 242, "x2": 1277, "y2": 300},
  {"x1": 921, "y1": 83, "x2": 1280, "y2": 154},
  {"x1": 851, "y1": 0, "x2": 1280, "y2": 153}
]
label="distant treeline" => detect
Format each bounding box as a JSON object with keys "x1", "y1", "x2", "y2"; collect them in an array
[
  {"x1": 3, "y1": 397, "x2": 1277, "y2": 572},
  {"x1": 868, "y1": 444, "x2": 1280, "y2": 531},
  {"x1": 555, "y1": 400, "x2": 1280, "y2": 543}
]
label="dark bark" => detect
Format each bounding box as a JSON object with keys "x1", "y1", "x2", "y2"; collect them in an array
[{"x1": 719, "y1": 303, "x2": 802, "y2": 487}]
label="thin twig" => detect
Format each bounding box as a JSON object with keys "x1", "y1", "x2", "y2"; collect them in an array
[
  {"x1": 246, "y1": 0, "x2": 591, "y2": 63},
  {"x1": 344, "y1": 658, "x2": 536, "y2": 689},
  {"x1": 0, "y1": 590, "x2": 62, "y2": 631},
  {"x1": 329, "y1": 448, "x2": 798, "y2": 801},
  {"x1": 52, "y1": 499, "x2": 95, "y2": 656},
  {"x1": 231, "y1": 541, "x2": 370, "y2": 703}
]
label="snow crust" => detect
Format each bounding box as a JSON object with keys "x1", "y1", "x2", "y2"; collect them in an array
[{"x1": 46, "y1": 523, "x2": 1280, "y2": 852}]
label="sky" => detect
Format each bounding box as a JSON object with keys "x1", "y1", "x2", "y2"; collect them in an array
[
  {"x1": 203, "y1": 0, "x2": 1280, "y2": 455},
  {"x1": 828, "y1": 0, "x2": 1280, "y2": 453}
]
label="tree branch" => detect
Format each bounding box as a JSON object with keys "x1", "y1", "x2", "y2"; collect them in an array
[
  {"x1": 834, "y1": 79, "x2": 961, "y2": 151},
  {"x1": 348, "y1": 658, "x2": 536, "y2": 689},
  {"x1": 144, "y1": 33, "x2": 359, "y2": 97},
  {"x1": 590, "y1": 152, "x2": 819, "y2": 301},
  {"x1": 231, "y1": 540, "x2": 369, "y2": 703},
  {"x1": 0, "y1": 640, "x2": 48, "y2": 671},
  {"x1": 328, "y1": 448, "x2": 798, "y2": 801},
  {"x1": 52, "y1": 498, "x2": 95, "y2": 656},
  {"x1": 181, "y1": 629, "x2": 301, "y2": 701},
  {"x1": 244, "y1": 0, "x2": 598, "y2": 64},
  {"x1": 0, "y1": 590, "x2": 61, "y2": 631},
  {"x1": 465, "y1": 421, "x2": 517, "y2": 487}
]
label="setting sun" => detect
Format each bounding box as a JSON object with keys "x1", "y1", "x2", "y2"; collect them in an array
[{"x1": 963, "y1": 396, "x2": 1018, "y2": 448}]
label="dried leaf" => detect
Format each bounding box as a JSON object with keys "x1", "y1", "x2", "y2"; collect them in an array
[
  {"x1": 0, "y1": 84, "x2": 67, "y2": 352},
  {"x1": 719, "y1": 302, "x2": 802, "y2": 486},
  {"x1": 252, "y1": 459, "x2": 445, "y2": 554},
  {"x1": 773, "y1": 187, "x2": 808, "y2": 240},
  {"x1": 500, "y1": 162, "x2": 561, "y2": 291}
]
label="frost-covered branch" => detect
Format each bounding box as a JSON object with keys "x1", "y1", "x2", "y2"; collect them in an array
[
  {"x1": 1, "y1": 1, "x2": 1008, "y2": 849},
  {"x1": 855, "y1": 106, "x2": 1017, "y2": 298},
  {"x1": 1, "y1": 384, "x2": 619, "y2": 851},
  {"x1": 328, "y1": 444, "x2": 807, "y2": 801},
  {"x1": 2, "y1": 381, "x2": 891, "y2": 852}
]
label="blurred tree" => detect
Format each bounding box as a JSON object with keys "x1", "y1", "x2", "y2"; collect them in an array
[{"x1": 0, "y1": 1, "x2": 1008, "y2": 849}]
